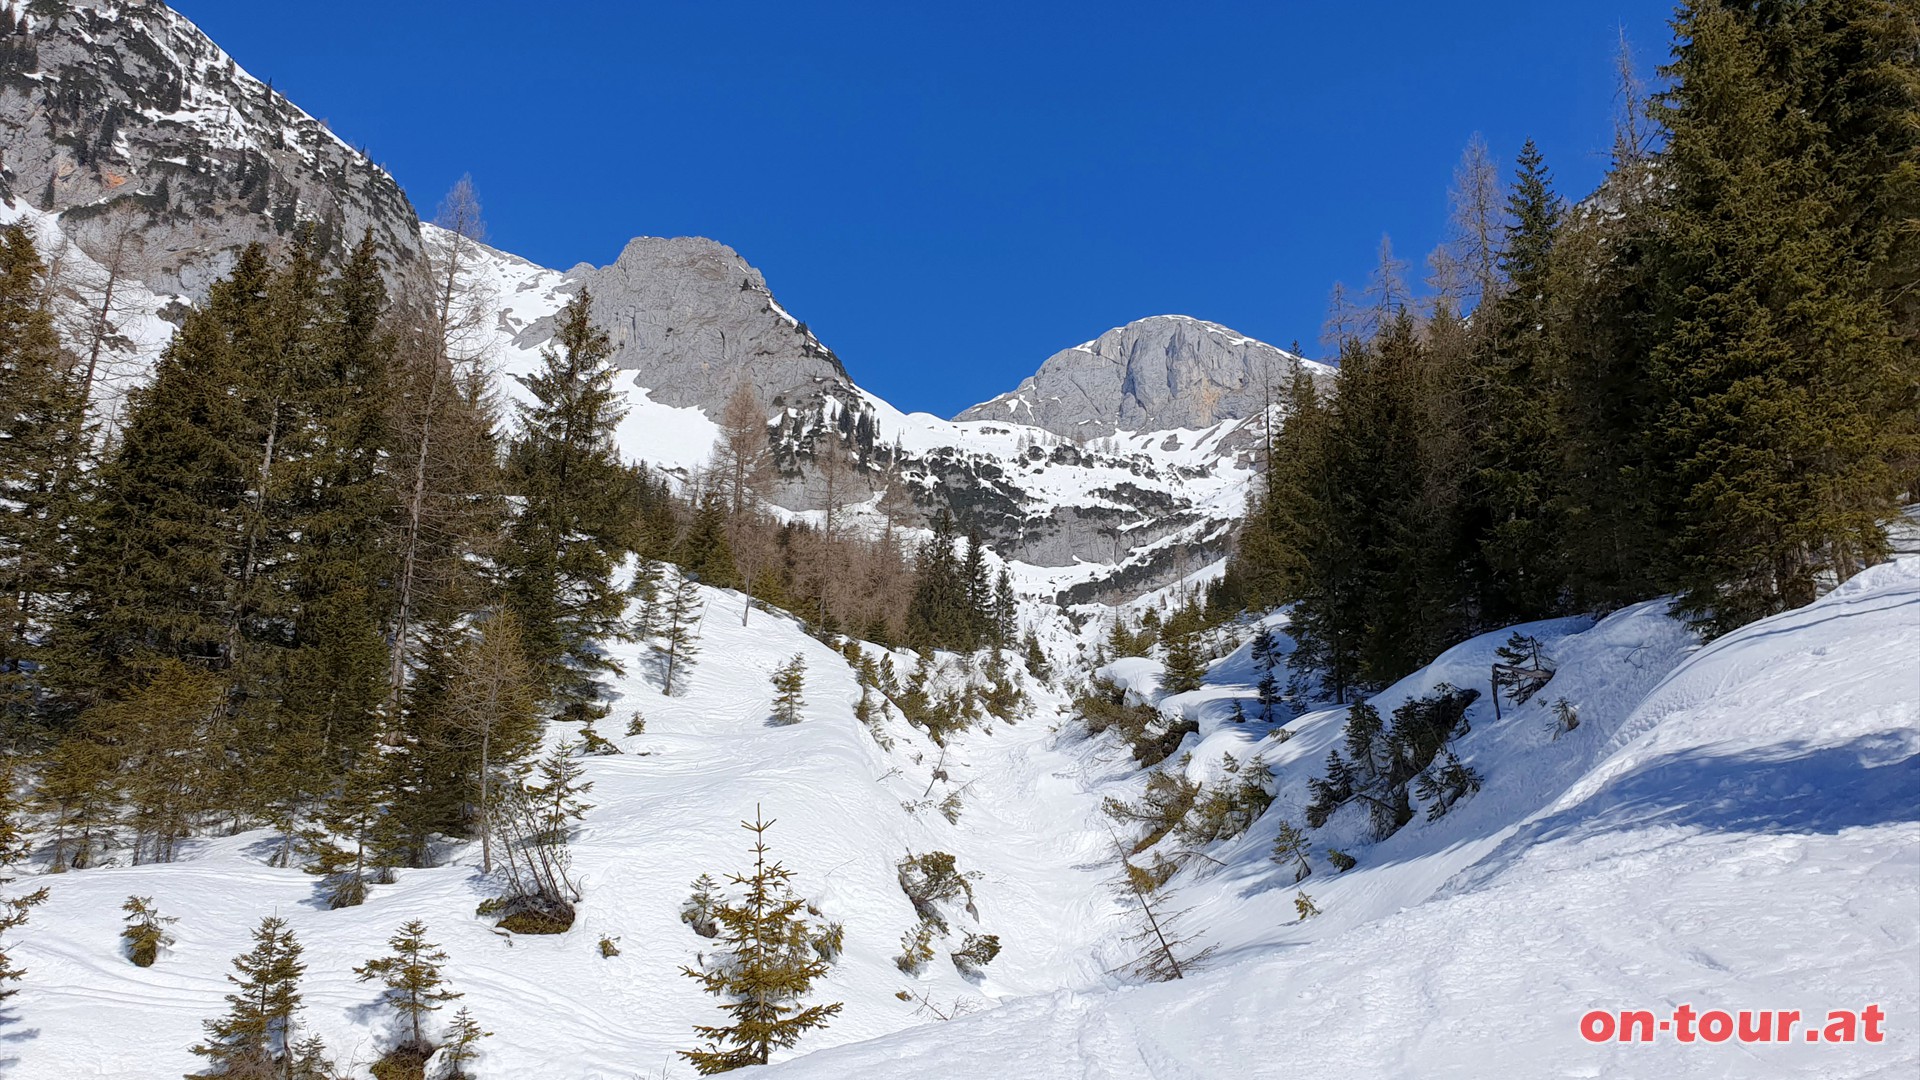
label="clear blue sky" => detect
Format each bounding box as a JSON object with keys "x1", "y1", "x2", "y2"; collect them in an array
[{"x1": 173, "y1": 0, "x2": 1678, "y2": 417}]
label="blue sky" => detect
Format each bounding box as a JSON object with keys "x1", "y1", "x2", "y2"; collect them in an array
[{"x1": 174, "y1": 1, "x2": 1678, "y2": 417}]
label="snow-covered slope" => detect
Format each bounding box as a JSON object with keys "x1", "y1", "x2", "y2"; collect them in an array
[
  {"x1": 8, "y1": 580, "x2": 1113, "y2": 1077},
  {"x1": 752, "y1": 558, "x2": 1920, "y2": 1078},
  {"x1": 14, "y1": 548, "x2": 1915, "y2": 1078}
]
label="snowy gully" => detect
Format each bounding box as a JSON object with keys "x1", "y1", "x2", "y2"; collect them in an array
[{"x1": 1579, "y1": 1005, "x2": 1888, "y2": 1045}]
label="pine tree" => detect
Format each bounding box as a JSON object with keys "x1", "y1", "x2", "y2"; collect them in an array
[
  {"x1": 502, "y1": 289, "x2": 642, "y2": 721},
  {"x1": 681, "y1": 873, "x2": 723, "y2": 938},
  {"x1": 75, "y1": 661, "x2": 227, "y2": 865},
  {"x1": 1460, "y1": 139, "x2": 1569, "y2": 625},
  {"x1": 276, "y1": 230, "x2": 396, "y2": 777},
  {"x1": 679, "y1": 808, "x2": 843, "y2": 1073},
  {"x1": 991, "y1": 567, "x2": 1017, "y2": 652},
  {"x1": 189, "y1": 916, "x2": 307, "y2": 1078},
  {"x1": 1108, "y1": 833, "x2": 1215, "y2": 982},
  {"x1": 1160, "y1": 630, "x2": 1206, "y2": 694},
  {"x1": 679, "y1": 491, "x2": 739, "y2": 590},
  {"x1": 120, "y1": 895, "x2": 178, "y2": 967},
  {"x1": 769, "y1": 654, "x2": 806, "y2": 725},
  {"x1": 904, "y1": 511, "x2": 973, "y2": 653},
  {"x1": 32, "y1": 731, "x2": 120, "y2": 870},
  {"x1": 354, "y1": 920, "x2": 461, "y2": 1056},
  {"x1": 299, "y1": 745, "x2": 396, "y2": 908}
]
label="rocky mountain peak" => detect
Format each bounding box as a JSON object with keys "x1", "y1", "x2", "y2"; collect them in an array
[
  {"x1": 956, "y1": 313, "x2": 1331, "y2": 437},
  {"x1": 531, "y1": 234, "x2": 850, "y2": 414}
]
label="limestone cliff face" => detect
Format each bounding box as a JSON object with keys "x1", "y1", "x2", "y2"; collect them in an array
[
  {"x1": 0, "y1": 0, "x2": 426, "y2": 296},
  {"x1": 956, "y1": 314, "x2": 1331, "y2": 436},
  {"x1": 520, "y1": 236, "x2": 850, "y2": 414}
]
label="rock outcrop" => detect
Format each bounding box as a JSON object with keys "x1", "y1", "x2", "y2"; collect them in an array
[
  {"x1": 957, "y1": 314, "x2": 1330, "y2": 437},
  {"x1": 0, "y1": 0, "x2": 425, "y2": 296},
  {"x1": 519, "y1": 236, "x2": 851, "y2": 414}
]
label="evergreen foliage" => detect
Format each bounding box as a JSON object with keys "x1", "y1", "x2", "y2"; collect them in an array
[
  {"x1": 189, "y1": 916, "x2": 307, "y2": 1078},
  {"x1": 439, "y1": 1007, "x2": 491, "y2": 1080},
  {"x1": 769, "y1": 654, "x2": 806, "y2": 725},
  {"x1": 0, "y1": 767, "x2": 47, "y2": 1004},
  {"x1": 1217, "y1": 1, "x2": 1919, "y2": 687},
  {"x1": 679, "y1": 809, "x2": 843, "y2": 1073},
  {"x1": 502, "y1": 289, "x2": 642, "y2": 723},
  {"x1": 527, "y1": 743, "x2": 594, "y2": 845},
  {"x1": 354, "y1": 920, "x2": 461, "y2": 1056},
  {"x1": 654, "y1": 568, "x2": 704, "y2": 696},
  {"x1": 120, "y1": 894, "x2": 177, "y2": 967}
]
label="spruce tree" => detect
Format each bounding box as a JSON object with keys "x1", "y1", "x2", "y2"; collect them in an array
[
  {"x1": 904, "y1": 511, "x2": 970, "y2": 653},
  {"x1": 189, "y1": 916, "x2": 307, "y2": 1078},
  {"x1": 439, "y1": 1007, "x2": 490, "y2": 1080},
  {"x1": 1269, "y1": 820, "x2": 1312, "y2": 883},
  {"x1": 120, "y1": 895, "x2": 178, "y2": 967},
  {"x1": 0, "y1": 224, "x2": 85, "y2": 736},
  {"x1": 527, "y1": 743, "x2": 593, "y2": 845},
  {"x1": 503, "y1": 289, "x2": 642, "y2": 721},
  {"x1": 769, "y1": 655, "x2": 806, "y2": 725},
  {"x1": 679, "y1": 809, "x2": 843, "y2": 1073},
  {"x1": 655, "y1": 568, "x2": 704, "y2": 696},
  {"x1": 1645, "y1": 0, "x2": 1917, "y2": 634},
  {"x1": 0, "y1": 766, "x2": 47, "y2": 1005},
  {"x1": 354, "y1": 920, "x2": 461, "y2": 1056},
  {"x1": 1160, "y1": 631, "x2": 1206, "y2": 694},
  {"x1": 1461, "y1": 140, "x2": 1568, "y2": 625},
  {"x1": 299, "y1": 745, "x2": 397, "y2": 908}
]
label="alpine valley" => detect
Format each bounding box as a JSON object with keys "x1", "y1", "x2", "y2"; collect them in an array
[{"x1": 0, "y1": 3, "x2": 1913, "y2": 1080}]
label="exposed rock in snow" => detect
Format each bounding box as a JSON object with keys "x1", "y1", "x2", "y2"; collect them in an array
[{"x1": 956, "y1": 314, "x2": 1334, "y2": 438}]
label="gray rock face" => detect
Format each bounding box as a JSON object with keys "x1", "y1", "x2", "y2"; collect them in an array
[
  {"x1": 529, "y1": 236, "x2": 851, "y2": 415},
  {"x1": 957, "y1": 314, "x2": 1328, "y2": 436},
  {"x1": 0, "y1": 0, "x2": 425, "y2": 297}
]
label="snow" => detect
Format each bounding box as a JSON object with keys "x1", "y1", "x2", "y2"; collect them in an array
[
  {"x1": 13, "y1": 549, "x2": 1916, "y2": 1077},
  {"x1": 5, "y1": 582, "x2": 1112, "y2": 1077},
  {"x1": 751, "y1": 559, "x2": 1920, "y2": 1079}
]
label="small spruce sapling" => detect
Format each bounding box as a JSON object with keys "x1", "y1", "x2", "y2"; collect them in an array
[
  {"x1": 354, "y1": 920, "x2": 461, "y2": 1057},
  {"x1": 770, "y1": 654, "x2": 807, "y2": 725},
  {"x1": 440, "y1": 1007, "x2": 491, "y2": 1080},
  {"x1": 190, "y1": 916, "x2": 307, "y2": 1076},
  {"x1": 0, "y1": 767, "x2": 48, "y2": 1002},
  {"x1": 894, "y1": 921, "x2": 936, "y2": 975},
  {"x1": 1294, "y1": 892, "x2": 1321, "y2": 920},
  {"x1": 527, "y1": 744, "x2": 594, "y2": 845},
  {"x1": 1550, "y1": 697, "x2": 1579, "y2": 738},
  {"x1": 1269, "y1": 822, "x2": 1312, "y2": 883},
  {"x1": 120, "y1": 895, "x2": 177, "y2": 967},
  {"x1": 1326, "y1": 848, "x2": 1357, "y2": 872},
  {"x1": 678, "y1": 808, "x2": 843, "y2": 1073},
  {"x1": 681, "y1": 873, "x2": 722, "y2": 938}
]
